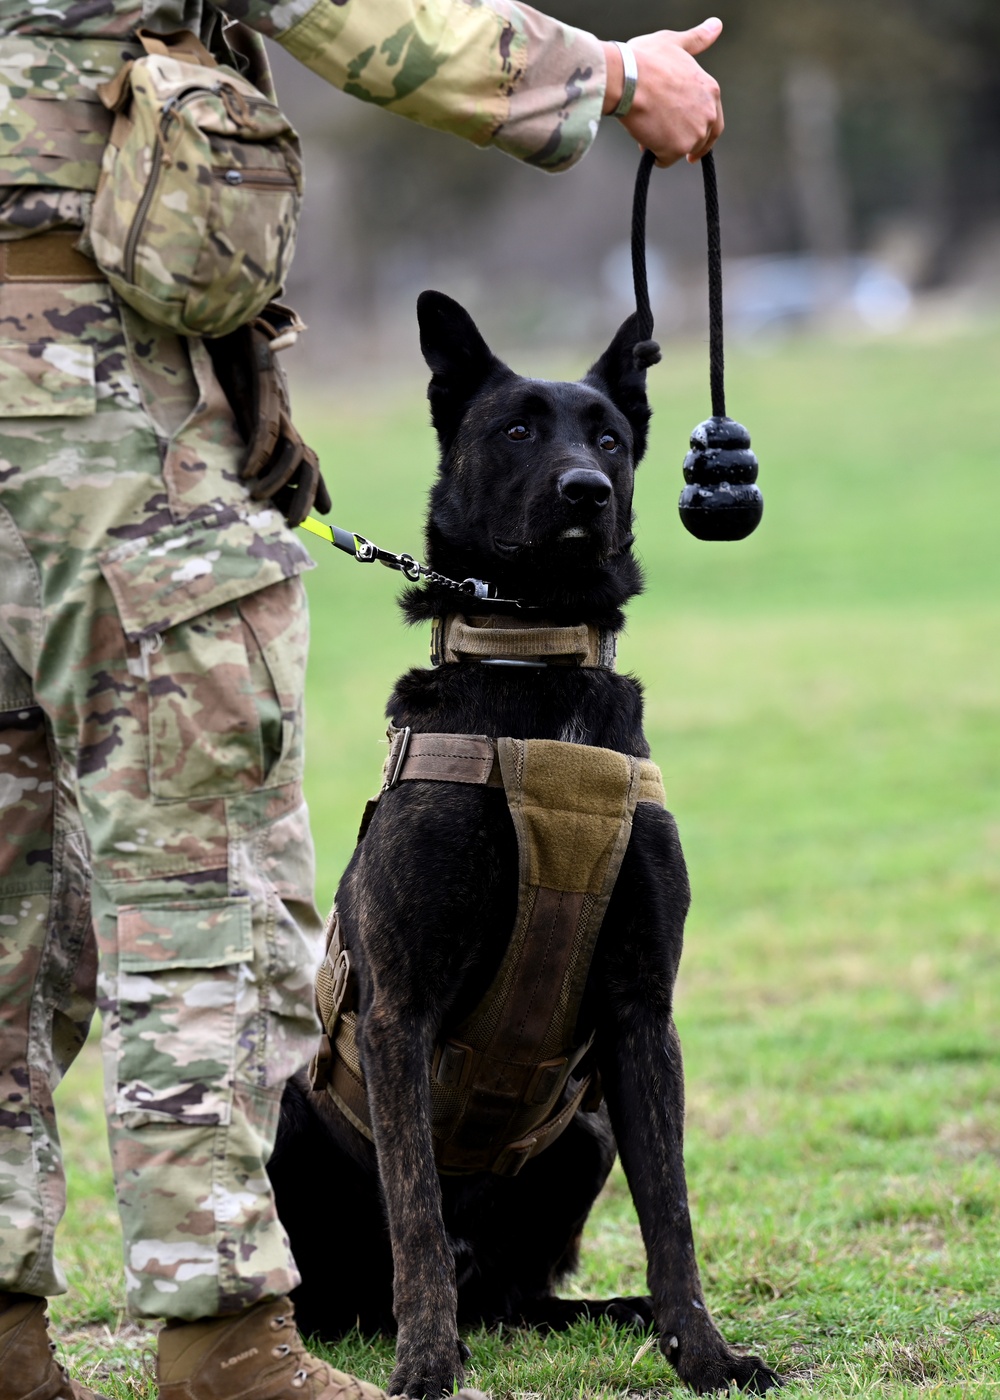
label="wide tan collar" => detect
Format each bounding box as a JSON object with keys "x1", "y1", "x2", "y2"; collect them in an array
[{"x1": 431, "y1": 613, "x2": 617, "y2": 669}]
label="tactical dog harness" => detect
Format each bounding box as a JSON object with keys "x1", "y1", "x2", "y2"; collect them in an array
[{"x1": 311, "y1": 615, "x2": 666, "y2": 1177}]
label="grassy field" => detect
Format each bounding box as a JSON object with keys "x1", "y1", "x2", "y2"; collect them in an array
[{"x1": 52, "y1": 321, "x2": 999, "y2": 1396}]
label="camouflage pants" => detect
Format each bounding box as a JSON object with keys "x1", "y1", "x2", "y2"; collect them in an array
[{"x1": 0, "y1": 271, "x2": 323, "y2": 1319}]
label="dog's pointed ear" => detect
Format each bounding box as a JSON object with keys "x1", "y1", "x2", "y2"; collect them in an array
[
  {"x1": 417, "y1": 290, "x2": 509, "y2": 451},
  {"x1": 584, "y1": 313, "x2": 661, "y2": 464}
]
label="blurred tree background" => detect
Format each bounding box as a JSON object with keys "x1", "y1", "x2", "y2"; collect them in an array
[{"x1": 267, "y1": 0, "x2": 1000, "y2": 375}]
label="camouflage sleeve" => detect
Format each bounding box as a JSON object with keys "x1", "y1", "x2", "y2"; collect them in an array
[{"x1": 215, "y1": 0, "x2": 607, "y2": 172}]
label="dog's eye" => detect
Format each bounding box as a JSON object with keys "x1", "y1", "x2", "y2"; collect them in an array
[
  {"x1": 599, "y1": 432, "x2": 619, "y2": 452},
  {"x1": 506, "y1": 423, "x2": 530, "y2": 442}
]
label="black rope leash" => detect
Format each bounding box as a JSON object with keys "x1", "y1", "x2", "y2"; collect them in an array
[{"x1": 631, "y1": 148, "x2": 763, "y2": 541}]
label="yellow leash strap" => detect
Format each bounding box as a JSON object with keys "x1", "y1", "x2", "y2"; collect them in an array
[
  {"x1": 299, "y1": 516, "x2": 335, "y2": 545},
  {"x1": 299, "y1": 516, "x2": 370, "y2": 558}
]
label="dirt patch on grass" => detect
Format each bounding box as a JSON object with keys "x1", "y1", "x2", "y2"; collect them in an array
[
  {"x1": 938, "y1": 1116, "x2": 1000, "y2": 1160},
  {"x1": 863, "y1": 1335, "x2": 947, "y2": 1384},
  {"x1": 956, "y1": 1310, "x2": 1000, "y2": 1331},
  {"x1": 63, "y1": 1318, "x2": 156, "y2": 1383},
  {"x1": 64, "y1": 1318, "x2": 152, "y2": 1344}
]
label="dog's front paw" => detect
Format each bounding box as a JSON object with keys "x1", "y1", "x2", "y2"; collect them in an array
[
  {"x1": 389, "y1": 1334, "x2": 467, "y2": 1398},
  {"x1": 664, "y1": 1322, "x2": 782, "y2": 1394}
]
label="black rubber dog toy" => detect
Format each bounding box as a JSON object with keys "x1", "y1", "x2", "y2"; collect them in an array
[
  {"x1": 680, "y1": 412, "x2": 761, "y2": 542},
  {"x1": 632, "y1": 148, "x2": 763, "y2": 541}
]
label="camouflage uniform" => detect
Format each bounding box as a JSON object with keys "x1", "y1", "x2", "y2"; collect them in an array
[{"x1": 0, "y1": 0, "x2": 607, "y2": 1322}]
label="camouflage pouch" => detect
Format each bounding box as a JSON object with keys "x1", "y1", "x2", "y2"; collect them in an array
[{"x1": 89, "y1": 28, "x2": 302, "y2": 338}]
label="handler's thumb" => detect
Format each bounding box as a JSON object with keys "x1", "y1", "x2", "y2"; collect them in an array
[{"x1": 677, "y1": 17, "x2": 723, "y2": 55}]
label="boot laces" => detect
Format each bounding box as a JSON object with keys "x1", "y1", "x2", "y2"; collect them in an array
[
  {"x1": 288, "y1": 1350, "x2": 327, "y2": 1384},
  {"x1": 47, "y1": 1336, "x2": 72, "y2": 1383},
  {"x1": 266, "y1": 1305, "x2": 377, "y2": 1398},
  {"x1": 266, "y1": 1313, "x2": 329, "y2": 1390}
]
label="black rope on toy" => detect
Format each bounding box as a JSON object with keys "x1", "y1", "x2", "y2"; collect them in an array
[
  {"x1": 630, "y1": 148, "x2": 656, "y2": 343},
  {"x1": 629, "y1": 147, "x2": 763, "y2": 542},
  {"x1": 702, "y1": 151, "x2": 726, "y2": 420}
]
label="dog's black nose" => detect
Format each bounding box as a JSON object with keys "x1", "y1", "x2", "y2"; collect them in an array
[{"x1": 557, "y1": 468, "x2": 612, "y2": 510}]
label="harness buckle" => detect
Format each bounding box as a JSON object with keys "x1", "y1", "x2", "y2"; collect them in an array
[
  {"x1": 383, "y1": 726, "x2": 412, "y2": 791},
  {"x1": 330, "y1": 945, "x2": 351, "y2": 1019}
]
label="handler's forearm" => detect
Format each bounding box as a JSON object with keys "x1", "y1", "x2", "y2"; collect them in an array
[{"x1": 218, "y1": 0, "x2": 606, "y2": 172}]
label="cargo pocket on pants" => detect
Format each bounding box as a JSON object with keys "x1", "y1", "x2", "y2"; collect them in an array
[
  {"x1": 98, "y1": 507, "x2": 314, "y2": 801},
  {"x1": 114, "y1": 898, "x2": 252, "y2": 1127}
]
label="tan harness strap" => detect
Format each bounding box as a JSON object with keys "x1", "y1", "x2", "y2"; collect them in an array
[
  {"x1": 381, "y1": 728, "x2": 665, "y2": 803},
  {"x1": 429, "y1": 739, "x2": 643, "y2": 1174},
  {"x1": 638, "y1": 761, "x2": 666, "y2": 806},
  {"x1": 490, "y1": 1069, "x2": 594, "y2": 1177},
  {"x1": 383, "y1": 728, "x2": 501, "y2": 789},
  {"x1": 310, "y1": 910, "x2": 371, "y2": 1136}
]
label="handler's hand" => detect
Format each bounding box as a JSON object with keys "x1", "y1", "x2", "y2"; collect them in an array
[{"x1": 602, "y1": 18, "x2": 724, "y2": 167}]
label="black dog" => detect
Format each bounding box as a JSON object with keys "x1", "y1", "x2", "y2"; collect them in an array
[{"x1": 268, "y1": 292, "x2": 780, "y2": 1397}]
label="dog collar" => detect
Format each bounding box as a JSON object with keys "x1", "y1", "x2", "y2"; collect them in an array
[{"x1": 431, "y1": 614, "x2": 618, "y2": 670}]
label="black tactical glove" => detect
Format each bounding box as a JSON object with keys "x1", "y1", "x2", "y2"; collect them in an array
[{"x1": 206, "y1": 303, "x2": 331, "y2": 528}]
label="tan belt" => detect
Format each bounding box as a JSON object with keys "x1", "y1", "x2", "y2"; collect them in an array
[{"x1": 0, "y1": 232, "x2": 102, "y2": 284}]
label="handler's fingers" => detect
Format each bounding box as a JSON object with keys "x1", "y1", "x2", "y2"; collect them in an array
[
  {"x1": 676, "y1": 16, "x2": 723, "y2": 56},
  {"x1": 685, "y1": 104, "x2": 725, "y2": 163}
]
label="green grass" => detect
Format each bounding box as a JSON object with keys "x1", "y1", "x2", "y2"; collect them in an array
[{"x1": 52, "y1": 322, "x2": 1000, "y2": 1396}]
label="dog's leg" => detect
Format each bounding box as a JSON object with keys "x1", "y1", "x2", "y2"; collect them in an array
[
  {"x1": 604, "y1": 1017, "x2": 781, "y2": 1392},
  {"x1": 598, "y1": 810, "x2": 782, "y2": 1395},
  {"x1": 340, "y1": 784, "x2": 516, "y2": 1397},
  {"x1": 268, "y1": 1075, "x2": 395, "y2": 1341},
  {"x1": 359, "y1": 995, "x2": 466, "y2": 1398}
]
